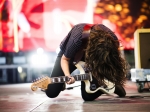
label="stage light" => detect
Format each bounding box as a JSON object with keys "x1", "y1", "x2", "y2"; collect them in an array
[
  {"x1": 115, "y1": 4, "x2": 122, "y2": 12},
  {"x1": 17, "y1": 13, "x2": 30, "y2": 33},
  {"x1": 122, "y1": 8, "x2": 129, "y2": 14},
  {"x1": 37, "y1": 48, "x2": 44, "y2": 54},
  {"x1": 18, "y1": 66, "x2": 23, "y2": 73},
  {"x1": 29, "y1": 53, "x2": 49, "y2": 66},
  {"x1": 94, "y1": 0, "x2": 150, "y2": 49},
  {"x1": 28, "y1": 48, "x2": 50, "y2": 66}
]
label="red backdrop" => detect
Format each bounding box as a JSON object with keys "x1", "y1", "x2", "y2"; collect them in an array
[{"x1": 1, "y1": 0, "x2": 134, "y2": 52}]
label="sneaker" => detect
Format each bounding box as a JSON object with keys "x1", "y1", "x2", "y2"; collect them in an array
[{"x1": 114, "y1": 85, "x2": 126, "y2": 97}]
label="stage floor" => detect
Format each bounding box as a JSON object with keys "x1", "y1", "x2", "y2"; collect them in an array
[{"x1": 0, "y1": 81, "x2": 150, "y2": 112}]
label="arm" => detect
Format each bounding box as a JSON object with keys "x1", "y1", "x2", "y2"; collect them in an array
[{"x1": 61, "y1": 54, "x2": 75, "y2": 84}]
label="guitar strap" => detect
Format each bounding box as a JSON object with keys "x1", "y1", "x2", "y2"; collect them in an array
[{"x1": 73, "y1": 24, "x2": 95, "y2": 65}]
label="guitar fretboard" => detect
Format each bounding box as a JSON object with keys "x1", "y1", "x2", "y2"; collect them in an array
[{"x1": 50, "y1": 73, "x2": 90, "y2": 83}]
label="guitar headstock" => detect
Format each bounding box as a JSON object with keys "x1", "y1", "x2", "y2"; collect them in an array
[{"x1": 31, "y1": 76, "x2": 51, "y2": 91}]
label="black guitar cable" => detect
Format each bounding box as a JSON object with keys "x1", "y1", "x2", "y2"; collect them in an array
[{"x1": 65, "y1": 85, "x2": 81, "y2": 90}]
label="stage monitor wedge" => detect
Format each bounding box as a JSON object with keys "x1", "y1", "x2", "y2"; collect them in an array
[{"x1": 134, "y1": 28, "x2": 150, "y2": 69}]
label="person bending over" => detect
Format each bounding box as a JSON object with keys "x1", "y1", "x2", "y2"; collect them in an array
[{"x1": 45, "y1": 23, "x2": 128, "y2": 101}]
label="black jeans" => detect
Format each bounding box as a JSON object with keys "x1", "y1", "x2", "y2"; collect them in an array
[{"x1": 45, "y1": 52, "x2": 102, "y2": 101}]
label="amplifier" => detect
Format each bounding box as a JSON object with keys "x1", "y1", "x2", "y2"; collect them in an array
[{"x1": 130, "y1": 68, "x2": 150, "y2": 82}]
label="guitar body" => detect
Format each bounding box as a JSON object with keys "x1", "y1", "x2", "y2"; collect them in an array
[{"x1": 75, "y1": 61, "x2": 115, "y2": 95}]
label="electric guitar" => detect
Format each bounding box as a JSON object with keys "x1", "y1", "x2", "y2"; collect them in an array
[{"x1": 31, "y1": 61, "x2": 115, "y2": 95}]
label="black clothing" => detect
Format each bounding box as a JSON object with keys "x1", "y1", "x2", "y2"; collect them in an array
[
  {"x1": 45, "y1": 54, "x2": 103, "y2": 101},
  {"x1": 60, "y1": 23, "x2": 86, "y2": 58}
]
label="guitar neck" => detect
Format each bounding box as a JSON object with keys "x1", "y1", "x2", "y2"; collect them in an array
[{"x1": 50, "y1": 73, "x2": 90, "y2": 83}]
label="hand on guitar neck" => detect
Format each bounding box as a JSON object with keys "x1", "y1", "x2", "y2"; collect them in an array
[{"x1": 31, "y1": 73, "x2": 91, "y2": 91}]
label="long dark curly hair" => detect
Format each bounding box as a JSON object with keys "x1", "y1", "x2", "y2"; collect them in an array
[{"x1": 85, "y1": 24, "x2": 128, "y2": 86}]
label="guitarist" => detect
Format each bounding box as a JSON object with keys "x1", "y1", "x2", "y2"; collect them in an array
[{"x1": 45, "y1": 23, "x2": 128, "y2": 101}]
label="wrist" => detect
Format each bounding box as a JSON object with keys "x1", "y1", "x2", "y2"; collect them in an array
[{"x1": 65, "y1": 74, "x2": 71, "y2": 77}]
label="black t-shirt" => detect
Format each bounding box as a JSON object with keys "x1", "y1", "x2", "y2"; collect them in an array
[{"x1": 59, "y1": 23, "x2": 87, "y2": 58}]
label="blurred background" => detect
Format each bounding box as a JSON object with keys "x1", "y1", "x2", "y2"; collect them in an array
[{"x1": 0, "y1": 0, "x2": 150, "y2": 84}]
